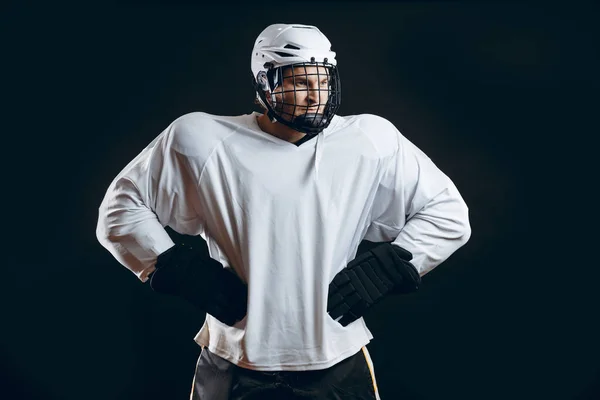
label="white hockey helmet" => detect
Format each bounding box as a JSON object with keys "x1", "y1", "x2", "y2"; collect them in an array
[{"x1": 251, "y1": 23, "x2": 341, "y2": 135}]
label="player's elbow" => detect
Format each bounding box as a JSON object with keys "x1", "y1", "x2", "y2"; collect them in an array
[
  {"x1": 95, "y1": 177, "x2": 140, "y2": 247},
  {"x1": 455, "y1": 200, "x2": 472, "y2": 246},
  {"x1": 95, "y1": 218, "x2": 105, "y2": 245},
  {"x1": 435, "y1": 186, "x2": 472, "y2": 247},
  {"x1": 95, "y1": 209, "x2": 114, "y2": 250},
  {"x1": 96, "y1": 211, "x2": 131, "y2": 249},
  {"x1": 95, "y1": 197, "x2": 123, "y2": 249},
  {"x1": 458, "y1": 219, "x2": 471, "y2": 247}
]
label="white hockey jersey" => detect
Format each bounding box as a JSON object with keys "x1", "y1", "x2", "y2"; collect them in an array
[{"x1": 96, "y1": 111, "x2": 471, "y2": 371}]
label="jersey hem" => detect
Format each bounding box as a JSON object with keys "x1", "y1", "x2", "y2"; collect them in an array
[{"x1": 199, "y1": 339, "x2": 373, "y2": 372}]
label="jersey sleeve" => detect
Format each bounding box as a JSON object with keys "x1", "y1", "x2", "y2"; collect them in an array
[
  {"x1": 365, "y1": 125, "x2": 472, "y2": 276},
  {"x1": 96, "y1": 117, "x2": 206, "y2": 282}
]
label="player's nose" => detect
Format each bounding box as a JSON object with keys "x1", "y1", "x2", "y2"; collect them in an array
[{"x1": 307, "y1": 84, "x2": 320, "y2": 104}]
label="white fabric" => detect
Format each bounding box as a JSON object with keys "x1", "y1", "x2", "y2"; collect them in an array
[{"x1": 96, "y1": 111, "x2": 471, "y2": 371}]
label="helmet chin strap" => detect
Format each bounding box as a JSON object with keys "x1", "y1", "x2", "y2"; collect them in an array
[
  {"x1": 266, "y1": 109, "x2": 324, "y2": 136},
  {"x1": 266, "y1": 109, "x2": 278, "y2": 124},
  {"x1": 293, "y1": 113, "x2": 325, "y2": 129}
]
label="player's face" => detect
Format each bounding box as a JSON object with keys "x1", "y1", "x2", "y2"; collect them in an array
[{"x1": 272, "y1": 65, "x2": 330, "y2": 121}]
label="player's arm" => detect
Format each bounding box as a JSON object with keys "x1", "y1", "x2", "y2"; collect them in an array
[
  {"x1": 328, "y1": 125, "x2": 471, "y2": 326},
  {"x1": 96, "y1": 119, "x2": 247, "y2": 326},
  {"x1": 386, "y1": 133, "x2": 471, "y2": 276}
]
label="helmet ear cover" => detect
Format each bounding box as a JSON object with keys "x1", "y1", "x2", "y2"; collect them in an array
[
  {"x1": 264, "y1": 63, "x2": 280, "y2": 91},
  {"x1": 255, "y1": 70, "x2": 270, "y2": 92},
  {"x1": 254, "y1": 63, "x2": 283, "y2": 93}
]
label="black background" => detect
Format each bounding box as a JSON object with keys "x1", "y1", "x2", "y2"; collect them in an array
[{"x1": 3, "y1": 2, "x2": 599, "y2": 399}]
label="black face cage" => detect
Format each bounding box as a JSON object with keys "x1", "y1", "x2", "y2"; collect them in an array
[{"x1": 254, "y1": 61, "x2": 341, "y2": 135}]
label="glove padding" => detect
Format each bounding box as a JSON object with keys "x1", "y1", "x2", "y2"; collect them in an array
[
  {"x1": 149, "y1": 241, "x2": 247, "y2": 326},
  {"x1": 327, "y1": 242, "x2": 421, "y2": 326}
]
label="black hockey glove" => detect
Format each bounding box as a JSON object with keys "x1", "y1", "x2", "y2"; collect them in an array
[
  {"x1": 327, "y1": 242, "x2": 421, "y2": 327},
  {"x1": 149, "y1": 240, "x2": 248, "y2": 326}
]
